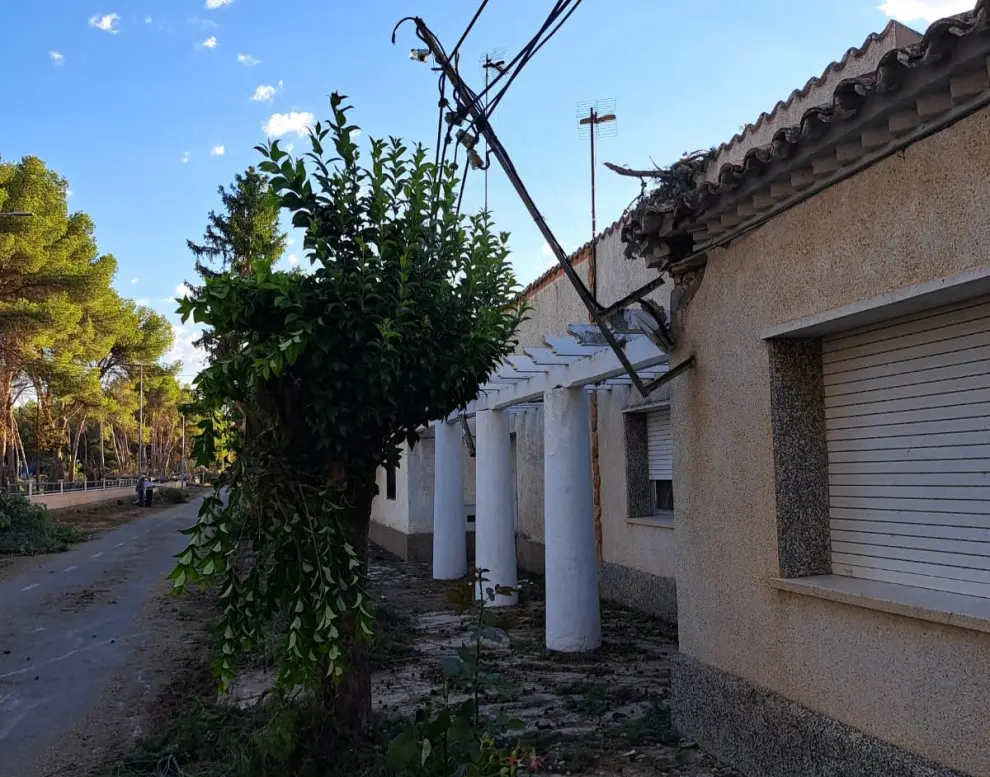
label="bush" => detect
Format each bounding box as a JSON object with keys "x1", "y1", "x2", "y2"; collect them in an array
[
  {"x1": 158, "y1": 487, "x2": 189, "y2": 505},
  {"x1": 0, "y1": 491, "x2": 85, "y2": 555}
]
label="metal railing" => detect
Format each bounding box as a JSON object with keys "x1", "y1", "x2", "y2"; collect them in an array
[{"x1": 4, "y1": 478, "x2": 141, "y2": 498}]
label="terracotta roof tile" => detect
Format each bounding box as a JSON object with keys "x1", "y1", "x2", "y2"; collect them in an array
[{"x1": 624, "y1": 1, "x2": 990, "y2": 267}]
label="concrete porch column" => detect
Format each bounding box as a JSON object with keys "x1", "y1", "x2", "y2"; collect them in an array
[
  {"x1": 433, "y1": 419, "x2": 467, "y2": 580},
  {"x1": 544, "y1": 386, "x2": 601, "y2": 651},
  {"x1": 475, "y1": 408, "x2": 518, "y2": 607}
]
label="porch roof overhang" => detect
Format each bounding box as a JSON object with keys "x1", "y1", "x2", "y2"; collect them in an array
[{"x1": 459, "y1": 324, "x2": 671, "y2": 418}]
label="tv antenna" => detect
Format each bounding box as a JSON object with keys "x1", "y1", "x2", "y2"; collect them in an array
[
  {"x1": 577, "y1": 98, "x2": 617, "y2": 242},
  {"x1": 480, "y1": 48, "x2": 507, "y2": 211}
]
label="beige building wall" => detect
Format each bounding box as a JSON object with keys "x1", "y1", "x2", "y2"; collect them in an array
[{"x1": 671, "y1": 106, "x2": 990, "y2": 776}]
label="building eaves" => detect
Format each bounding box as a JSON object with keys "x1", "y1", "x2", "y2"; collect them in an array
[{"x1": 624, "y1": 1, "x2": 990, "y2": 272}]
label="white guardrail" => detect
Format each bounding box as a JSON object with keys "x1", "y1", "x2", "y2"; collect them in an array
[{"x1": 3, "y1": 478, "x2": 142, "y2": 498}]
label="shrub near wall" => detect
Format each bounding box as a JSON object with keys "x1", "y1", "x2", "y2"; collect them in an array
[{"x1": 0, "y1": 491, "x2": 84, "y2": 555}]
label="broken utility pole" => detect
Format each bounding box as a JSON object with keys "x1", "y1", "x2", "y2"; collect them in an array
[{"x1": 393, "y1": 16, "x2": 694, "y2": 397}]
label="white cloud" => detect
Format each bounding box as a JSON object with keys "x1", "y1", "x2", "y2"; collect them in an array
[
  {"x1": 251, "y1": 84, "x2": 276, "y2": 102},
  {"x1": 206, "y1": 0, "x2": 234, "y2": 8},
  {"x1": 287, "y1": 254, "x2": 299, "y2": 266},
  {"x1": 286, "y1": 236, "x2": 295, "y2": 247},
  {"x1": 284, "y1": 143, "x2": 294, "y2": 153},
  {"x1": 144, "y1": 16, "x2": 152, "y2": 23},
  {"x1": 262, "y1": 111, "x2": 314, "y2": 138},
  {"x1": 180, "y1": 151, "x2": 190, "y2": 164},
  {"x1": 49, "y1": 51, "x2": 64, "y2": 65},
  {"x1": 878, "y1": 0, "x2": 973, "y2": 23},
  {"x1": 237, "y1": 53, "x2": 260, "y2": 66},
  {"x1": 135, "y1": 297, "x2": 149, "y2": 306},
  {"x1": 210, "y1": 145, "x2": 225, "y2": 156},
  {"x1": 66, "y1": 189, "x2": 74, "y2": 197},
  {"x1": 188, "y1": 16, "x2": 219, "y2": 29},
  {"x1": 131, "y1": 277, "x2": 139, "y2": 284},
  {"x1": 165, "y1": 321, "x2": 208, "y2": 378},
  {"x1": 89, "y1": 13, "x2": 120, "y2": 34},
  {"x1": 175, "y1": 282, "x2": 194, "y2": 298},
  {"x1": 199, "y1": 35, "x2": 218, "y2": 49}
]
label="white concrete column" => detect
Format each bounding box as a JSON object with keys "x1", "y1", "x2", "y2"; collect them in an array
[
  {"x1": 544, "y1": 386, "x2": 601, "y2": 651},
  {"x1": 433, "y1": 420, "x2": 467, "y2": 580},
  {"x1": 475, "y1": 408, "x2": 518, "y2": 607}
]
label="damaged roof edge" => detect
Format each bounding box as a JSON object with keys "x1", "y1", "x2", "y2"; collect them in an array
[{"x1": 624, "y1": 0, "x2": 990, "y2": 269}]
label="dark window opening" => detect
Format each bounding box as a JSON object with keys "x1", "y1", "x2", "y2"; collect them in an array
[
  {"x1": 652, "y1": 479, "x2": 673, "y2": 513},
  {"x1": 386, "y1": 466, "x2": 397, "y2": 500},
  {"x1": 466, "y1": 513, "x2": 476, "y2": 523}
]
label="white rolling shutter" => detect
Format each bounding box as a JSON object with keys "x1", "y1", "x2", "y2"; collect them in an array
[
  {"x1": 822, "y1": 297, "x2": 990, "y2": 599},
  {"x1": 647, "y1": 408, "x2": 673, "y2": 481}
]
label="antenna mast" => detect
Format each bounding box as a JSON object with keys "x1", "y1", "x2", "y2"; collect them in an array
[
  {"x1": 480, "y1": 48, "x2": 507, "y2": 211},
  {"x1": 577, "y1": 98, "x2": 617, "y2": 244}
]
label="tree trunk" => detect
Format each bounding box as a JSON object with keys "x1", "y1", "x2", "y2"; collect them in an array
[
  {"x1": 324, "y1": 479, "x2": 375, "y2": 733},
  {"x1": 99, "y1": 419, "x2": 106, "y2": 477},
  {"x1": 71, "y1": 418, "x2": 86, "y2": 482}
]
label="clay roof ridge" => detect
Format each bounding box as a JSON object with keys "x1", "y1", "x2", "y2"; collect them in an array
[
  {"x1": 704, "y1": 21, "x2": 906, "y2": 173},
  {"x1": 520, "y1": 215, "x2": 628, "y2": 299},
  {"x1": 698, "y1": 3, "x2": 988, "y2": 194}
]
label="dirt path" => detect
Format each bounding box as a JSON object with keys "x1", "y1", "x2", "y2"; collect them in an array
[{"x1": 0, "y1": 497, "x2": 209, "y2": 777}]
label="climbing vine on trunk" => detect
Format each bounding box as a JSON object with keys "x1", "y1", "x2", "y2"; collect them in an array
[{"x1": 170, "y1": 93, "x2": 525, "y2": 730}]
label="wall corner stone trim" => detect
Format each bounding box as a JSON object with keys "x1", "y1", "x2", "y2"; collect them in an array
[{"x1": 767, "y1": 337, "x2": 831, "y2": 578}]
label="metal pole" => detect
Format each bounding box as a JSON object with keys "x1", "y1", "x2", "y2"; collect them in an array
[
  {"x1": 138, "y1": 365, "x2": 144, "y2": 475},
  {"x1": 35, "y1": 398, "x2": 40, "y2": 489},
  {"x1": 407, "y1": 19, "x2": 693, "y2": 398},
  {"x1": 180, "y1": 414, "x2": 186, "y2": 486},
  {"x1": 484, "y1": 58, "x2": 490, "y2": 212},
  {"x1": 589, "y1": 107, "x2": 597, "y2": 239}
]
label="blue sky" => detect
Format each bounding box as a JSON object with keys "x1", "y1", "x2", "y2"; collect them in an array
[{"x1": 0, "y1": 0, "x2": 971, "y2": 376}]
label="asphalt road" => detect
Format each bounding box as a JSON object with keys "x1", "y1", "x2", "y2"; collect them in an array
[{"x1": 0, "y1": 497, "x2": 202, "y2": 776}]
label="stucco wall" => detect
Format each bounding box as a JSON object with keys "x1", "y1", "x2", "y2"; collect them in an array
[
  {"x1": 515, "y1": 257, "x2": 591, "y2": 349},
  {"x1": 671, "y1": 106, "x2": 990, "y2": 776},
  {"x1": 370, "y1": 446, "x2": 410, "y2": 533},
  {"x1": 511, "y1": 408, "x2": 545, "y2": 546},
  {"x1": 597, "y1": 388, "x2": 676, "y2": 580},
  {"x1": 406, "y1": 435, "x2": 434, "y2": 535}
]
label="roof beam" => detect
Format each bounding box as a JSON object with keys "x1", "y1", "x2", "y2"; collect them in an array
[{"x1": 524, "y1": 346, "x2": 579, "y2": 366}]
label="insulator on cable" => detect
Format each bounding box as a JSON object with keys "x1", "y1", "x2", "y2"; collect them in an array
[{"x1": 456, "y1": 129, "x2": 478, "y2": 151}]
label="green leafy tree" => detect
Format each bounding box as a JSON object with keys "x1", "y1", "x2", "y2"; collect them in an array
[
  {"x1": 186, "y1": 167, "x2": 287, "y2": 363},
  {"x1": 187, "y1": 166, "x2": 286, "y2": 278},
  {"x1": 0, "y1": 156, "x2": 116, "y2": 484},
  {"x1": 171, "y1": 94, "x2": 524, "y2": 731}
]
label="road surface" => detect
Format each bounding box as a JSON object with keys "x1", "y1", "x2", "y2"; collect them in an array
[{"x1": 0, "y1": 497, "x2": 202, "y2": 776}]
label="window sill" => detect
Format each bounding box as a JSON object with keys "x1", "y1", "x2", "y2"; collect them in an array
[
  {"x1": 768, "y1": 575, "x2": 990, "y2": 635},
  {"x1": 627, "y1": 514, "x2": 675, "y2": 530}
]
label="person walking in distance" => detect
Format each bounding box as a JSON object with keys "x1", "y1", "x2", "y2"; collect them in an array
[{"x1": 136, "y1": 476, "x2": 146, "y2": 506}]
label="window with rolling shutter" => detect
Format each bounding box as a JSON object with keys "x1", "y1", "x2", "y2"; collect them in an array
[
  {"x1": 646, "y1": 408, "x2": 674, "y2": 512},
  {"x1": 822, "y1": 297, "x2": 990, "y2": 600}
]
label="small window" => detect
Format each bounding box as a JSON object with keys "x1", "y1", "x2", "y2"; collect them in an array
[
  {"x1": 652, "y1": 479, "x2": 673, "y2": 513},
  {"x1": 385, "y1": 465, "x2": 396, "y2": 500},
  {"x1": 466, "y1": 513, "x2": 475, "y2": 524}
]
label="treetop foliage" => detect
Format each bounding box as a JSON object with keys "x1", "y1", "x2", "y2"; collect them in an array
[{"x1": 172, "y1": 93, "x2": 526, "y2": 701}]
